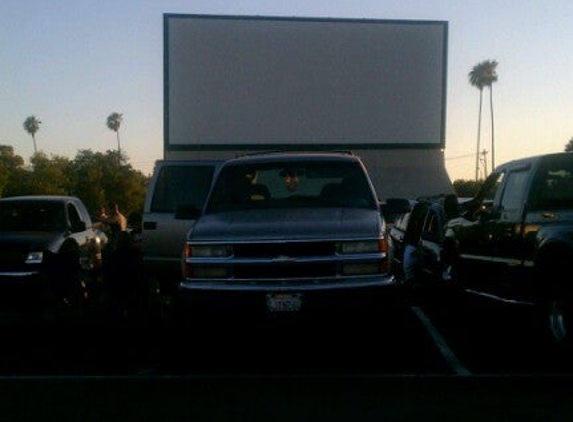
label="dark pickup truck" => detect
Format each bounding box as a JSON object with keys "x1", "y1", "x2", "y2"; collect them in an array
[
  {"x1": 0, "y1": 195, "x2": 105, "y2": 322},
  {"x1": 443, "y1": 152, "x2": 573, "y2": 346}
]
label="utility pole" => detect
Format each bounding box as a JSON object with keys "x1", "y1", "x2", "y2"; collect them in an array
[{"x1": 480, "y1": 149, "x2": 488, "y2": 179}]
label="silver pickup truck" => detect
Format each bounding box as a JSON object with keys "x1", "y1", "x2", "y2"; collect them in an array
[{"x1": 177, "y1": 151, "x2": 410, "y2": 317}]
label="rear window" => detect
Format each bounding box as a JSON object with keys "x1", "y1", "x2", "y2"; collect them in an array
[
  {"x1": 150, "y1": 165, "x2": 216, "y2": 213},
  {"x1": 529, "y1": 154, "x2": 573, "y2": 210}
]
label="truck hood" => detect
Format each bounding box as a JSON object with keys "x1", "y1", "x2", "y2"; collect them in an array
[
  {"x1": 189, "y1": 208, "x2": 382, "y2": 242},
  {"x1": 0, "y1": 231, "x2": 64, "y2": 252}
]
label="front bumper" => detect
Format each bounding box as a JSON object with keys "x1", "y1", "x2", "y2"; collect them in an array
[
  {"x1": 0, "y1": 272, "x2": 46, "y2": 310},
  {"x1": 179, "y1": 274, "x2": 396, "y2": 292},
  {"x1": 176, "y1": 275, "x2": 399, "y2": 315}
]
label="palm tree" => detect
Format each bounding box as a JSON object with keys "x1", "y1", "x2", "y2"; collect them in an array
[
  {"x1": 23, "y1": 115, "x2": 42, "y2": 153},
  {"x1": 469, "y1": 63, "x2": 485, "y2": 180},
  {"x1": 106, "y1": 112, "x2": 123, "y2": 160},
  {"x1": 469, "y1": 60, "x2": 498, "y2": 179},
  {"x1": 483, "y1": 60, "x2": 499, "y2": 170}
]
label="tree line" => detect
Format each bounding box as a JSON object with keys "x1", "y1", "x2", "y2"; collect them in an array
[
  {"x1": 0, "y1": 145, "x2": 147, "y2": 224},
  {"x1": 2, "y1": 135, "x2": 571, "y2": 221}
]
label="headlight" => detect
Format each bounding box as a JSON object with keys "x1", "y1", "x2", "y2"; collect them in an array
[
  {"x1": 337, "y1": 240, "x2": 381, "y2": 254},
  {"x1": 25, "y1": 251, "x2": 43, "y2": 264},
  {"x1": 186, "y1": 244, "x2": 232, "y2": 258}
]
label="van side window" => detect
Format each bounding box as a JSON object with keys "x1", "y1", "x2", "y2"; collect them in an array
[{"x1": 151, "y1": 166, "x2": 216, "y2": 213}]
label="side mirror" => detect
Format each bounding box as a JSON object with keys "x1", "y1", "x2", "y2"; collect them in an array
[
  {"x1": 175, "y1": 203, "x2": 201, "y2": 220},
  {"x1": 478, "y1": 205, "x2": 501, "y2": 222}
]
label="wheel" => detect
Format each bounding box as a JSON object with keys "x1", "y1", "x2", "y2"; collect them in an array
[
  {"x1": 545, "y1": 292, "x2": 573, "y2": 347},
  {"x1": 40, "y1": 288, "x2": 58, "y2": 324},
  {"x1": 41, "y1": 277, "x2": 87, "y2": 326},
  {"x1": 536, "y1": 249, "x2": 572, "y2": 349},
  {"x1": 145, "y1": 276, "x2": 177, "y2": 322},
  {"x1": 54, "y1": 247, "x2": 89, "y2": 325}
]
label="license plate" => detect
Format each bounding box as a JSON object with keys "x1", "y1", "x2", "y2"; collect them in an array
[{"x1": 266, "y1": 293, "x2": 303, "y2": 312}]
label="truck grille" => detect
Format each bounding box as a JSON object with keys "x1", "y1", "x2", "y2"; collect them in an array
[
  {"x1": 233, "y1": 241, "x2": 335, "y2": 258},
  {"x1": 232, "y1": 241, "x2": 337, "y2": 279},
  {"x1": 186, "y1": 241, "x2": 385, "y2": 282},
  {"x1": 233, "y1": 262, "x2": 337, "y2": 279}
]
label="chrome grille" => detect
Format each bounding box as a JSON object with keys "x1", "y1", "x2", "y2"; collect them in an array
[
  {"x1": 233, "y1": 241, "x2": 335, "y2": 258},
  {"x1": 233, "y1": 262, "x2": 337, "y2": 279}
]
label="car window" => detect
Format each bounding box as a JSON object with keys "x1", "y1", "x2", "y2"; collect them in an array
[
  {"x1": 206, "y1": 160, "x2": 377, "y2": 213},
  {"x1": 67, "y1": 203, "x2": 83, "y2": 231},
  {"x1": 0, "y1": 201, "x2": 66, "y2": 232},
  {"x1": 529, "y1": 155, "x2": 573, "y2": 210},
  {"x1": 497, "y1": 170, "x2": 529, "y2": 219},
  {"x1": 403, "y1": 202, "x2": 428, "y2": 244},
  {"x1": 150, "y1": 165, "x2": 216, "y2": 213},
  {"x1": 393, "y1": 210, "x2": 412, "y2": 232},
  {"x1": 421, "y1": 208, "x2": 441, "y2": 240}
]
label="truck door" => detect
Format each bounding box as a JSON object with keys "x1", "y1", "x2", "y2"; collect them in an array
[
  {"x1": 419, "y1": 203, "x2": 444, "y2": 283},
  {"x1": 457, "y1": 168, "x2": 531, "y2": 300},
  {"x1": 453, "y1": 172, "x2": 503, "y2": 292},
  {"x1": 480, "y1": 168, "x2": 530, "y2": 299},
  {"x1": 66, "y1": 201, "x2": 92, "y2": 270}
]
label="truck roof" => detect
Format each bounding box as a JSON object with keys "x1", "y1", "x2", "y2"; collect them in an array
[
  {"x1": 0, "y1": 195, "x2": 82, "y2": 203},
  {"x1": 494, "y1": 151, "x2": 572, "y2": 171},
  {"x1": 223, "y1": 151, "x2": 361, "y2": 166}
]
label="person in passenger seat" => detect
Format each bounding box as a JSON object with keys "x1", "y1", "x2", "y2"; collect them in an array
[{"x1": 281, "y1": 169, "x2": 300, "y2": 192}]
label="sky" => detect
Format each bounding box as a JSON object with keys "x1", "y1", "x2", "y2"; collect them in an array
[{"x1": 1, "y1": 0, "x2": 572, "y2": 181}]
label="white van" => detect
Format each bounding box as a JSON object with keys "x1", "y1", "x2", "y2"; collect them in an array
[{"x1": 142, "y1": 160, "x2": 221, "y2": 306}]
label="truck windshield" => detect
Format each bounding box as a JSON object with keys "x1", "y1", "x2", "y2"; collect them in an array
[
  {"x1": 205, "y1": 160, "x2": 377, "y2": 214},
  {"x1": 0, "y1": 201, "x2": 66, "y2": 232}
]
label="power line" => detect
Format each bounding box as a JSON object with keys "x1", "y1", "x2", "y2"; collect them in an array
[{"x1": 445, "y1": 153, "x2": 475, "y2": 161}]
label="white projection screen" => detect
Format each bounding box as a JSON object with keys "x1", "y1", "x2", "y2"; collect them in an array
[{"x1": 164, "y1": 14, "x2": 447, "y2": 153}]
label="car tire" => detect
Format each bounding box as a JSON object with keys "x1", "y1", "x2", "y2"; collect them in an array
[
  {"x1": 536, "y1": 250, "x2": 572, "y2": 350},
  {"x1": 56, "y1": 247, "x2": 89, "y2": 325},
  {"x1": 40, "y1": 288, "x2": 58, "y2": 324},
  {"x1": 544, "y1": 290, "x2": 573, "y2": 348}
]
